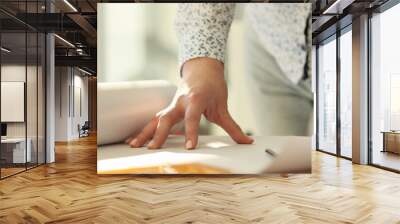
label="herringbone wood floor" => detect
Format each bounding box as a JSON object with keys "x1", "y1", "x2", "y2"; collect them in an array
[{"x1": 1, "y1": 135, "x2": 400, "y2": 224}]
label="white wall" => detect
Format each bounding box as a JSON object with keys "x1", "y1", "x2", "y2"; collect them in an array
[
  {"x1": 1, "y1": 65, "x2": 38, "y2": 138},
  {"x1": 55, "y1": 67, "x2": 89, "y2": 141},
  {"x1": 76, "y1": 74, "x2": 89, "y2": 122},
  {"x1": 72, "y1": 74, "x2": 89, "y2": 138},
  {"x1": 1, "y1": 63, "x2": 46, "y2": 163},
  {"x1": 98, "y1": 3, "x2": 147, "y2": 82},
  {"x1": 55, "y1": 67, "x2": 69, "y2": 141}
]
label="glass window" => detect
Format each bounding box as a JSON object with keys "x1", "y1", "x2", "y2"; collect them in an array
[
  {"x1": 0, "y1": 1, "x2": 46, "y2": 179},
  {"x1": 318, "y1": 36, "x2": 337, "y2": 154},
  {"x1": 371, "y1": 3, "x2": 400, "y2": 171},
  {"x1": 339, "y1": 28, "x2": 352, "y2": 158},
  {"x1": 1, "y1": 31, "x2": 28, "y2": 177}
]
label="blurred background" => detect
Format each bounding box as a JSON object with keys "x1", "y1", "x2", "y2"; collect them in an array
[{"x1": 98, "y1": 3, "x2": 258, "y2": 136}]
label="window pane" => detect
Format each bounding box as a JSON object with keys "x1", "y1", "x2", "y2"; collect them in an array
[
  {"x1": 1, "y1": 31, "x2": 28, "y2": 177},
  {"x1": 371, "y1": 3, "x2": 400, "y2": 171},
  {"x1": 340, "y1": 29, "x2": 352, "y2": 158},
  {"x1": 318, "y1": 37, "x2": 337, "y2": 154}
]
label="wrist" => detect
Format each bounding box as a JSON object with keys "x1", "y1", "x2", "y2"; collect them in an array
[{"x1": 181, "y1": 57, "x2": 224, "y2": 81}]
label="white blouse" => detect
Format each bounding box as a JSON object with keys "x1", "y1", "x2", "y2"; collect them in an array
[{"x1": 175, "y1": 3, "x2": 311, "y2": 84}]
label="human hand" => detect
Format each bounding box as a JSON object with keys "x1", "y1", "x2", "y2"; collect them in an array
[{"x1": 127, "y1": 57, "x2": 254, "y2": 149}]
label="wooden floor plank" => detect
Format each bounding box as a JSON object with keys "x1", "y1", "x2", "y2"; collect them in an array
[{"x1": 0, "y1": 135, "x2": 400, "y2": 224}]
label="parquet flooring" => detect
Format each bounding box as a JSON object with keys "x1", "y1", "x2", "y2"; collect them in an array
[
  {"x1": 1, "y1": 167, "x2": 26, "y2": 178},
  {"x1": 1, "y1": 135, "x2": 400, "y2": 223}
]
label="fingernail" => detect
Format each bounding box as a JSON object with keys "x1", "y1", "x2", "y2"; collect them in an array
[
  {"x1": 130, "y1": 139, "x2": 138, "y2": 147},
  {"x1": 147, "y1": 140, "x2": 156, "y2": 149},
  {"x1": 186, "y1": 140, "x2": 193, "y2": 149},
  {"x1": 248, "y1": 137, "x2": 254, "y2": 143}
]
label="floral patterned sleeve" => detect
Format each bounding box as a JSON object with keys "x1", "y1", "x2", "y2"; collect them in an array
[{"x1": 175, "y1": 3, "x2": 235, "y2": 69}]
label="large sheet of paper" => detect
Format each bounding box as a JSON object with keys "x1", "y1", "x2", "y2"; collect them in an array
[{"x1": 98, "y1": 135, "x2": 311, "y2": 174}]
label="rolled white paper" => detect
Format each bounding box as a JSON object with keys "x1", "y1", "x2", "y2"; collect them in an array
[{"x1": 97, "y1": 80, "x2": 176, "y2": 145}]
